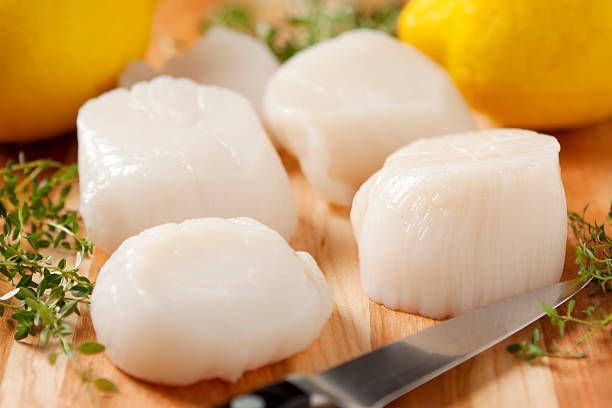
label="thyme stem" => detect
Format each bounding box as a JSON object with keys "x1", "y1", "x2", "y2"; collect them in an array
[
  {"x1": 0, "y1": 157, "x2": 116, "y2": 397},
  {"x1": 508, "y1": 200, "x2": 612, "y2": 361}
]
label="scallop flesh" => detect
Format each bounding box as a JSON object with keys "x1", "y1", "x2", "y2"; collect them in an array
[
  {"x1": 264, "y1": 29, "x2": 475, "y2": 206},
  {"x1": 350, "y1": 129, "x2": 567, "y2": 318},
  {"x1": 91, "y1": 217, "x2": 333, "y2": 385},
  {"x1": 78, "y1": 76, "x2": 296, "y2": 254},
  {"x1": 118, "y1": 27, "x2": 279, "y2": 136}
]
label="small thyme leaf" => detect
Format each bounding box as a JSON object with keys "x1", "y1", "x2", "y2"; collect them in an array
[
  {"x1": 531, "y1": 328, "x2": 540, "y2": 344},
  {"x1": 14, "y1": 326, "x2": 28, "y2": 341},
  {"x1": 35, "y1": 301, "x2": 56, "y2": 326},
  {"x1": 509, "y1": 200, "x2": 612, "y2": 362},
  {"x1": 40, "y1": 326, "x2": 50, "y2": 344},
  {"x1": 542, "y1": 302, "x2": 557, "y2": 318},
  {"x1": 506, "y1": 343, "x2": 523, "y2": 353},
  {"x1": 567, "y1": 299, "x2": 575, "y2": 316},
  {"x1": 77, "y1": 341, "x2": 105, "y2": 355},
  {"x1": 58, "y1": 299, "x2": 79, "y2": 319},
  {"x1": 93, "y1": 378, "x2": 118, "y2": 393},
  {"x1": 526, "y1": 344, "x2": 543, "y2": 356},
  {"x1": 18, "y1": 286, "x2": 36, "y2": 300}
]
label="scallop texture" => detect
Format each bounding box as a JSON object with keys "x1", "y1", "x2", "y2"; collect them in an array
[
  {"x1": 351, "y1": 129, "x2": 567, "y2": 318},
  {"x1": 164, "y1": 26, "x2": 280, "y2": 134},
  {"x1": 77, "y1": 76, "x2": 297, "y2": 254},
  {"x1": 264, "y1": 29, "x2": 475, "y2": 206},
  {"x1": 91, "y1": 217, "x2": 333, "y2": 385}
]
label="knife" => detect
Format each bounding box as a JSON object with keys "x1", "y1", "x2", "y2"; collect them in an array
[{"x1": 219, "y1": 277, "x2": 590, "y2": 408}]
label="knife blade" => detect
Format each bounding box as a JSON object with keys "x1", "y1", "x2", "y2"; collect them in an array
[{"x1": 219, "y1": 277, "x2": 590, "y2": 408}]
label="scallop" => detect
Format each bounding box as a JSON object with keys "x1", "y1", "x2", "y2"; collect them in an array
[
  {"x1": 91, "y1": 217, "x2": 333, "y2": 385},
  {"x1": 118, "y1": 27, "x2": 279, "y2": 135},
  {"x1": 78, "y1": 76, "x2": 297, "y2": 254},
  {"x1": 165, "y1": 26, "x2": 279, "y2": 124},
  {"x1": 350, "y1": 129, "x2": 567, "y2": 318},
  {"x1": 264, "y1": 29, "x2": 475, "y2": 206}
]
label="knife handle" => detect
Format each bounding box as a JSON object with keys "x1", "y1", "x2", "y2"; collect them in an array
[{"x1": 217, "y1": 380, "x2": 311, "y2": 408}]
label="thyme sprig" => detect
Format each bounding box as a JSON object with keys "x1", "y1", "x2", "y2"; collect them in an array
[
  {"x1": 570, "y1": 203, "x2": 612, "y2": 292},
  {"x1": 201, "y1": 0, "x2": 403, "y2": 62},
  {"x1": 0, "y1": 157, "x2": 116, "y2": 396},
  {"x1": 508, "y1": 201, "x2": 612, "y2": 361}
]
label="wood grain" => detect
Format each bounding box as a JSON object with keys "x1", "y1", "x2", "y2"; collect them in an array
[
  {"x1": 0, "y1": 122, "x2": 610, "y2": 407},
  {"x1": 0, "y1": 1, "x2": 611, "y2": 406}
]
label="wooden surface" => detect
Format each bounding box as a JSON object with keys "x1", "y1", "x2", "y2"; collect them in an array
[
  {"x1": 1, "y1": 1, "x2": 612, "y2": 406},
  {"x1": 0, "y1": 120, "x2": 610, "y2": 408}
]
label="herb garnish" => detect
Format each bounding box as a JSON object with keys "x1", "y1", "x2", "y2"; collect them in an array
[
  {"x1": 508, "y1": 201, "x2": 612, "y2": 361},
  {"x1": 201, "y1": 0, "x2": 403, "y2": 62},
  {"x1": 0, "y1": 157, "x2": 116, "y2": 397}
]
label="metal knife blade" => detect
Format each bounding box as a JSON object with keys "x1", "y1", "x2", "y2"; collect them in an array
[{"x1": 219, "y1": 277, "x2": 590, "y2": 408}]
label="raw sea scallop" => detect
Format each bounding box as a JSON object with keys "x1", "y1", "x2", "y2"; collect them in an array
[
  {"x1": 77, "y1": 76, "x2": 297, "y2": 254},
  {"x1": 350, "y1": 129, "x2": 567, "y2": 318},
  {"x1": 119, "y1": 27, "x2": 279, "y2": 133},
  {"x1": 91, "y1": 217, "x2": 333, "y2": 385},
  {"x1": 264, "y1": 29, "x2": 475, "y2": 206},
  {"x1": 164, "y1": 26, "x2": 279, "y2": 125}
]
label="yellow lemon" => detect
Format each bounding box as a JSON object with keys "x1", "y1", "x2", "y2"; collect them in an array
[
  {"x1": 398, "y1": 0, "x2": 612, "y2": 129},
  {"x1": 0, "y1": 1, "x2": 157, "y2": 142}
]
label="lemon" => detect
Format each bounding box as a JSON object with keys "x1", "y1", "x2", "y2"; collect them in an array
[
  {"x1": 0, "y1": 1, "x2": 157, "y2": 142},
  {"x1": 398, "y1": 0, "x2": 612, "y2": 129}
]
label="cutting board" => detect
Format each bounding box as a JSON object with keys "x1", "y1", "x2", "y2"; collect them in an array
[
  {"x1": 1, "y1": 0, "x2": 612, "y2": 405},
  {"x1": 0, "y1": 122, "x2": 610, "y2": 408}
]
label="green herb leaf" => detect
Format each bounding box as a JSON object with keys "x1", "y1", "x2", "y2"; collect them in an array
[
  {"x1": 531, "y1": 329, "x2": 540, "y2": 344},
  {"x1": 35, "y1": 302, "x2": 56, "y2": 326},
  {"x1": 506, "y1": 343, "x2": 523, "y2": 353},
  {"x1": 509, "y1": 201, "x2": 612, "y2": 362},
  {"x1": 14, "y1": 325, "x2": 28, "y2": 341},
  {"x1": 0, "y1": 157, "x2": 106, "y2": 395},
  {"x1": 77, "y1": 341, "x2": 105, "y2": 355},
  {"x1": 93, "y1": 378, "x2": 118, "y2": 393},
  {"x1": 58, "y1": 299, "x2": 79, "y2": 319},
  {"x1": 40, "y1": 326, "x2": 50, "y2": 344},
  {"x1": 567, "y1": 299, "x2": 575, "y2": 316},
  {"x1": 526, "y1": 344, "x2": 543, "y2": 356},
  {"x1": 542, "y1": 302, "x2": 557, "y2": 318},
  {"x1": 69, "y1": 284, "x2": 91, "y2": 297}
]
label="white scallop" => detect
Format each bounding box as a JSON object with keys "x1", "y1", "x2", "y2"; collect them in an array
[
  {"x1": 264, "y1": 29, "x2": 475, "y2": 206},
  {"x1": 164, "y1": 26, "x2": 279, "y2": 127},
  {"x1": 351, "y1": 129, "x2": 567, "y2": 318},
  {"x1": 118, "y1": 27, "x2": 280, "y2": 139},
  {"x1": 91, "y1": 217, "x2": 333, "y2": 385},
  {"x1": 78, "y1": 76, "x2": 297, "y2": 254}
]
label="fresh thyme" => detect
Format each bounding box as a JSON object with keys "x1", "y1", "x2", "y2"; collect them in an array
[
  {"x1": 0, "y1": 157, "x2": 116, "y2": 396},
  {"x1": 201, "y1": 0, "x2": 403, "y2": 62},
  {"x1": 508, "y1": 201, "x2": 612, "y2": 361}
]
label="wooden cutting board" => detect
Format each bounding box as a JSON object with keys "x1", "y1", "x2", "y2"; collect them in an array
[
  {"x1": 0, "y1": 121, "x2": 610, "y2": 408},
  {"x1": 1, "y1": 1, "x2": 611, "y2": 406}
]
